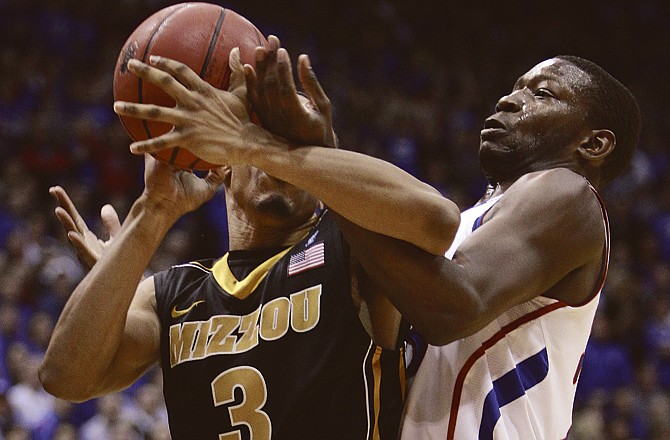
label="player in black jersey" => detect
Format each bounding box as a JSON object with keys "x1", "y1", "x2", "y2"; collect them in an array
[{"x1": 40, "y1": 40, "x2": 460, "y2": 439}]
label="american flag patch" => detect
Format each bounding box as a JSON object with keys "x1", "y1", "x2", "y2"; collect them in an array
[{"x1": 288, "y1": 242, "x2": 325, "y2": 276}]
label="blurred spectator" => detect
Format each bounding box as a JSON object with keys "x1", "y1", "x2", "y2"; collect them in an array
[
  {"x1": 0, "y1": 0, "x2": 669, "y2": 438},
  {"x1": 6, "y1": 354, "x2": 55, "y2": 436},
  {"x1": 644, "y1": 293, "x2": 670, "y2": 388},
  {"x1": 575, "y1": 309, "x2": 635, "y2": 405},
  {"x1": 79, "y1": 393, "x2": 137, "y2": 440}
]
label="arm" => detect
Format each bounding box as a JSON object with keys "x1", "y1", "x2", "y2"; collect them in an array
[
  {"x1": 39, "y1": 158, "x2": 225, "y2": 401},
  {"x1": 336, "y1": 169, "x2": 607, "y2": 345},
  {"x1": 113, "y1": 48, "x2": 460, "y2": 255}
]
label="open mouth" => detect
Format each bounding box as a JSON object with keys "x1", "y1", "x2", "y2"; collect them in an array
[{"x1": 483, "y1": 118, "x2": 506, "y2": 130}]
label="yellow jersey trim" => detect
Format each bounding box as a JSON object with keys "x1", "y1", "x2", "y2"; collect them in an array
[{"x1": 211, "y1": 246, "x2": 294, "y2": 299}]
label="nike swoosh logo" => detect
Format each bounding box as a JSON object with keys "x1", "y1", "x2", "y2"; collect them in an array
[{"x1": 171, "y1": 300, "x2": 206, "y2": 318}]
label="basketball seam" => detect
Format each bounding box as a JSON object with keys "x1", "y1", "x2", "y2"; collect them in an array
[
  {"x1": 199, "y1": 7, "x2": 227, "y2": 78},
  {"x1": 138, "y1": 3, "x2": 189, "y2": 139}
]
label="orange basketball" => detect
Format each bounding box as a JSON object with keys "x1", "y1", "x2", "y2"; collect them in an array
[{"x1": 113, "y1": 2, "x2": 267, "y2": 171}]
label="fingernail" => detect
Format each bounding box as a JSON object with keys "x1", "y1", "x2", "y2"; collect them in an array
[{"x1": 149, "y1": 55, "x2": 159, "y2": 64}]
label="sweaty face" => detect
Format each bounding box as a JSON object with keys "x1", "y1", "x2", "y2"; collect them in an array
[
  {"x1": 479, "y1": 59, "x2": 592, "y2": 183},
  {"x1": 228, "y1": 165, "x2": 319, "y2": 227}
]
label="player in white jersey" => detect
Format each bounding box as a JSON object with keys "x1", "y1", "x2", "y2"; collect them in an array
[
  {"x1": 112, "y1": 39, "x2": 641, "y2": 439},
  {"x1": 400, "y1": 180, "x2": 609, "y2": 439}
]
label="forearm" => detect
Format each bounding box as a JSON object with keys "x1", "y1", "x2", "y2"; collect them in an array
[
  {"x1": 244, "y1": 128, "x2": 460, "y2": 254},
  {"x1": 40, "y1": 195, "x2": 174, "y2": 399}
]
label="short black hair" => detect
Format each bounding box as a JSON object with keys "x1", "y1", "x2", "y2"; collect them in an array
[{"x1": 555, "y1": 55, "x2": 641, "y2": 187}]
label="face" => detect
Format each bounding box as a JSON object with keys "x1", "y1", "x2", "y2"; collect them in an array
[
  {"x1": 479, "y1": 58, "x2": 593, "y2": 182},
  {"x1": 226, "y1": 165, "x2": 319, "y2": 228}
]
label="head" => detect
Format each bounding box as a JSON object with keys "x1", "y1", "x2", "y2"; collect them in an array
[
  {"x1": 223, "y1": 164, "x2": 319, "y2": 232},
  {"x1": 479, "y1": 56, "x2": 640, "y2": 187}
]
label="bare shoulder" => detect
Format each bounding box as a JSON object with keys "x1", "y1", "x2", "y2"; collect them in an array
[
  {"x1": 492, "y1": 168, "x2": 605, "y2": 260},
  {"x1": 508, "y1": 168, "x2": 596, "y2": 200},
  {"x1": 499, "y1": 169, "x2": 602, "y2": 224}
]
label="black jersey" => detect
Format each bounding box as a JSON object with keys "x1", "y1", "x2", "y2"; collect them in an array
[{"x1": 153, "y1": 211, "x2": 405, "y2": 440}]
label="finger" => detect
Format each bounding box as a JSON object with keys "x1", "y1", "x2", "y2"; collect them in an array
[
  {"x1": 244, "y1": 64, "x2": 260, "y2": 108},
  {"x1": 100, "y1": 204, "x2": 121, "y2": 238},
  {"x1": 67, "y1": 232, "x2": 96, "y2": 269},
  {"x1": 202, "y1": 169, "x2": 226, "y2": 197},
  {"x1": 54, "y1": 206, "x2": 78, "y2": 234},
  {"x1": 228, "y1": 47, "x2": 247, "y2": 101},
  {"x1": 129, "y1": 130, "x2": 184, "y2": 155},
  {"x1": 253, "y1": 44, "x2": 271, "y2": 81},
  {"x1": 113, "y1": 101, "x2": 182, "y2": 124},
  {"x1": 148, "y1": 55, "x2": 207, "y2": 92},
  {"x1": 276, "y1": 48, "x2": 299, "y2": 97},
  {"x1": 297, "y1": 55, "x2": 332, "y2": 118},
  {"x1": 267, "y1": 35, "x2": 281, "y2": 51},
  {"x1": 50, "y1": 186, "x2": 88, "y2": 233},
  {"x1": 127, "y1": 59, "x2": 191, "y2": 103},
  {"x1": 254, "y1": 37, "x2": 280, "y2": 90},
  {"x1": 205, "y1": 167, "x2": 227, "y2": 186}
]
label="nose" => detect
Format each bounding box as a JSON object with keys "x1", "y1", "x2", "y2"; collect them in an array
[{"x1": 495, "y1": 90, "x2": 523, "y2": 113}]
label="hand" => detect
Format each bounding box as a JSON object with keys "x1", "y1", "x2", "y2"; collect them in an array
[
  {"x1": 50, "y1": 186, "x2": 121, "y2": 269},
  {"x1": 140, "y1": 155, "x2": 226, "y2": 221},
  {"x1": 113, "y1": 49, "x2": 267, "y2": 166},
  {"x1": 245, "y1": 35, "x2": 337, "y2": 148}
]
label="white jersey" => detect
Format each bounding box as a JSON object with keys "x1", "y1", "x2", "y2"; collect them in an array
[{"x1": 400, "y1": 187, "x2": 609, "y2": 440}]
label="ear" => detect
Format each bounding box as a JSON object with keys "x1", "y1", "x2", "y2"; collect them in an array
[{"x1": 577, "y1": 129, "x2": 616, "y2": 165}]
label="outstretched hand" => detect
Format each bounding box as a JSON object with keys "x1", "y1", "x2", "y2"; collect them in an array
[
  {"x1": 51, "y1": 157, "x2": 226, "y2": 268},
  {"x1": 245, "y1": 35, "x2": 337, "y2": 148},
  {"x1": 113, "y1": 49, "x2": 268, "y2": 166},
  {"x1": 50, "y1": 186, "x2": 121, "y2": 269}
]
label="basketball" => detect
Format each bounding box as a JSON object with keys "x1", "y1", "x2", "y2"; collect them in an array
[{"x1": 113, "y1": 2, "x2": 267, "y2": 171}]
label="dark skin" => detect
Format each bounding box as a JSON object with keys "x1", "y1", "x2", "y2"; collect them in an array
[
  {"x1": 341, "y1": 59, "x2": 613, "y2": 344},
  {"x1": 113, "y1": 43, "x2": 613, "y2": 346}
]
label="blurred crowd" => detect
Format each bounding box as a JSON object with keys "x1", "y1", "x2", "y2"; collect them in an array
[{"x1": 0, "y1": 0, "x2": 669, "y2": 439}]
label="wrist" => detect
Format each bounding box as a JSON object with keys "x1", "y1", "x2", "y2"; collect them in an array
[
  {"x1": 241, "y1": 123, "x2": 289, "y2": 165},
  {"x1": 130, "y1": 194, "x2": 181, "y2": 231}
]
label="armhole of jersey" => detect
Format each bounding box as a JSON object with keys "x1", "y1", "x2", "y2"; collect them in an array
[
  {"x1": 566, "y1": 183, "x2": 610, "y2": 307},
  {"x1": 152, "y1": 270, "x2": 167, "y2": 318}
]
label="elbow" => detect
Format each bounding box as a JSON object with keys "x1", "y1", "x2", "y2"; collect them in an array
[
  {"x1": 419, "y1": 199, "x2": 461, "y2": 255},
  {"x1": 39, "y1": 361, "x2": 96, "y2": 403},
  {"x1": 415, "y1": 289, "x2": 486, "y2": 347}
]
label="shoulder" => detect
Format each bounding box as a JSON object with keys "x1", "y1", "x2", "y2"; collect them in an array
[
  {"x1": 491, "y1": 168, "x2": 604, "y2": 256},
  {"x1": 507, "y1": 168, "x2": 594, "y2": 200},
  {"x1": 496, "y1": 169, "x2": 600, "y2": 222}
]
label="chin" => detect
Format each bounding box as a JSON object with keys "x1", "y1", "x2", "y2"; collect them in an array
[{"x1": 478, "y1": 145, "x2": 524, "y2": 183}]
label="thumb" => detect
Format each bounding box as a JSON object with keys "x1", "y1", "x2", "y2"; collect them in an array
[
  {"x1": 228, "y1": 47, "x2": 247, "y2": 101},
  {"x1": 101, "y1": 204, "x2": 121, "y2": 238}
]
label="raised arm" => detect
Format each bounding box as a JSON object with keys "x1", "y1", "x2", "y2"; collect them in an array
[
  {"x1": 39, "y1": 158, "x2": 225, "y2": 401},
  {"x1": 113, "y1": 46, "x2": 460, "y2": 255}
]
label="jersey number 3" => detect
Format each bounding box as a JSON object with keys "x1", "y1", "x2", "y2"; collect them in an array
[{"x1": 212, "y1": 366, "x2": 272, "y2": 440}]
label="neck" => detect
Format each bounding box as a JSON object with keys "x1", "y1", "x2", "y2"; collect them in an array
[{"x1": 227, "y1": 210, "x2": 318, "y2": 251}]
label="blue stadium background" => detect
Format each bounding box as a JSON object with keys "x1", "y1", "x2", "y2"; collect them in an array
[{"x1": 0, "y1": 1, "x2": 669, "y2": 439}]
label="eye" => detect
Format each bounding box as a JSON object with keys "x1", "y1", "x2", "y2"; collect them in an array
[{"x1": 534, "y1": 88, "x2": 554, "y2": 99}]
